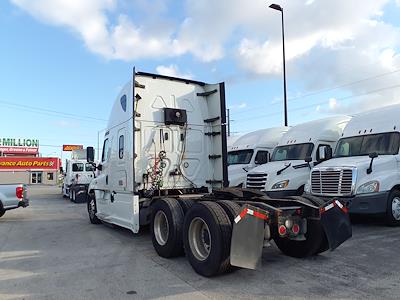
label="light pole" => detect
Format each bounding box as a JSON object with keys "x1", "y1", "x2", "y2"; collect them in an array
[{"x1": 269, "y1": 3, "x2": 288, "y2": 126}]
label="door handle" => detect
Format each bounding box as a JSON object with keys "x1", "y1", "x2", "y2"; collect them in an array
[{"x1": 111, "y1": 191, "x2": 116, "y2": 203}]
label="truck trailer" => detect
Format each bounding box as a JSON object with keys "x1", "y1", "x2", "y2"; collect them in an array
[{"x1": 85, "y1": 70, "x2": 352, "y2": 276}]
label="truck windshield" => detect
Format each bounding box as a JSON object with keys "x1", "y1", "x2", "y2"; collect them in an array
[
  {"x1": 271, "y1": 143, "x2": 314, "y2": 161},
  {"x1": 85, "y1": 163, "x2": 94, "y2": 171},
  {"x1": 335, "y1": 132, "x2": 400, "y2": 157},
  {"x1": 228, "y1": 150, "x2": 254, "y2": 165},
  {"x1": 72, "y1": 163, "x2": 84, "y2": 172}
]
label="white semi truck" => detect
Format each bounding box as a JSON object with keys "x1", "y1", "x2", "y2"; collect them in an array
[
  {"x1": 85, "y1": 70, "x2": 352, "y2": 277},
  {"x1": 228, "y1": 127, "x2": 289, "y2": 187},
  {"x1": 308, "y1": 105, "x2": 400, "y2": 225},
  {"x1": 245, "y1": 116, "x2": 351, "y2": 198},
  {"x1": 62, "y1": 149, "x2": 95, "y2": 202}
]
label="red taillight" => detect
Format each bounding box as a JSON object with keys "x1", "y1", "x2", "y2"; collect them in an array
[
  {"x1": 278, "y1": 225, "x2": 287, "y2": 236},
  {"x1": 16, "y1": 186, "x2": 23, "y2": 199},
  {"x1": 292, "y1": 224, "x2": 300, "y2": 235}
]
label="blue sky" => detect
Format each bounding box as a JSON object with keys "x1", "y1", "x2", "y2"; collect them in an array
[{"x1": 1, "y1": 0, "x2": 400, "y2": 160}]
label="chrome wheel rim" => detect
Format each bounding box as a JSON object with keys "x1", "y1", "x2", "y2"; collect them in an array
[
  {"x1": 89, "y1": 199, "x2": 95, "y2": 219},
  {"x1": 392, "y1": 197, "x2": 400, "y2": 220},
  {"x1": 154, "y1": 211, "x2": 169, "y2": 246},
  {"x1": 188, "y1": 217, "x2": 211, "y2": 261}
]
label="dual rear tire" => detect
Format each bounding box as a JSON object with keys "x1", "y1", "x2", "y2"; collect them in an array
[{"x1": 151, "y1": 198, "x2": 240, "y2": 277}]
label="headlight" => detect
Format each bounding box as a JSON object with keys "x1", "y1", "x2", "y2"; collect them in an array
[
  {"x1": 304, "y1": 182, "x2": 311, "y2": 194},
  {"x1": 357, "y1": 181, "x2": 379, "y2": 194},
  {"x1": 272, "y1": 180, "x2": 289, "y2": 189}
]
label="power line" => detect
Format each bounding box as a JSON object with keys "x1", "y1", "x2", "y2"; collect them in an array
[
  {"x1": 233, "y1": 83, "x2": 400, "y2": 123},
  {"x1": 0, "y1": 100, "x2": 108, "y2": 123},
  {"x1": 230, "y1": 68, "x2": 400, "y2": 115}
]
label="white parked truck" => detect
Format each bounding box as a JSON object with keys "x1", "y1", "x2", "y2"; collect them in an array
[
  {"x1": 308, "y1": 104, "x2": 400, "y2": 225},
  {"x1": 62, "y1": 149, "x2": 95, "y2": 202},
  {"x1": 228, "y1": 127, "x2": 289, "y2": 187},
  {"x1": 245, "y1": 116, "x2": 351, "y2": 198},
  {"x1": 85, "y1": 70, "x2": 352, "y2": 277}
]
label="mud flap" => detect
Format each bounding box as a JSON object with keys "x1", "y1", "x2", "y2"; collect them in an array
[
  {"x1": 320, "y1": 200, "x2": 352, "y2": 250},
  {"x1": 230, "y1": 205, "x2": 268, "y2": 270}
]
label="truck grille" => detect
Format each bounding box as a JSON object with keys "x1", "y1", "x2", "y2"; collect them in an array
[
  {"x1": 311, "y1": 168, "x2": 354, "y2": 196},
  {"x1": 246, "y1": 173, "x2": 267, "y2": 190}
]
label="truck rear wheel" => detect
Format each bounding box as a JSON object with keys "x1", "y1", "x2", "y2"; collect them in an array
[
  {"x1": 0, "y1": 209, "x2": 5, "y2": 218},
  {"x1": 87, "y1": 194, "x2": 101, "y2": 224},
  {"x1": 178, "y1": 199, "x2": 195, "y2": 213},
  {"x1": 273, "y1": 219, "x2": 325, "y2": 258},
  {"x1": 385, "y1": 190, "x2": 400, "y2": 226},
  {"x1": 216, "y1": 200, "x2": 241, "y2": 224},
  {"x1": 183, "y1": 201, "x2": 232, "y2": 277},
  {"x1": 151, "y1": 198, "x2": 185, "y2": 258}
]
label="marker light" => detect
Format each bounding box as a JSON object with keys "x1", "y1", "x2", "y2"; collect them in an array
[
  {"x1": 278, "y1": 225, "x2": 287, "y2": 236},
  {"x1": 292, "y1": 224, "x2": 300, "y2": 235}
]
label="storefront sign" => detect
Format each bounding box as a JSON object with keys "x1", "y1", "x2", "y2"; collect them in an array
[
  {"x1": 63, "y1": 145, "x2": 83, "y2": 151},
  {"x1": 0, "y1": 157, "x2": 60, "y2": 170},
  {"x1": 0, "y1": 146, "x2": 39, "y2": 155},
  {"x1": 0, "y1": 138, "x2": 39, "y2": 147}
]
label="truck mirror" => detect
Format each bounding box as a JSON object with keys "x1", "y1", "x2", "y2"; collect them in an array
[
  {"x1": 318, "y1": 147, "x2": 326, "y2": 161},
  {"x1": 87, "y1": 147, "x2": 95, "y2": 163},
  {"x1": 369, "y1": 152, "x2": 378, "y2": 159},
  {"x1": 318, "y1": 146, "x2": 332, "y2": 162}
]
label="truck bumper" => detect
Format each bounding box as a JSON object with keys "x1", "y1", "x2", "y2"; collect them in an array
[
  {"x1": 18, "y1": 198, "x2": 29, "y2": 208},
  {"x1": 72, "y1": 184, "x2": 89, "y2": 203},
  {"x1": 346, "y1": 192, "x2": 389, "y2": 214},
  {"x1": 266, "y1": 190, "x2": 298, "y2": 198}
]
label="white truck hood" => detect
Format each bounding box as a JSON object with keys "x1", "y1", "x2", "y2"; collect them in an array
[
  {"x1": 313, "y1": 155, "x2": 398, "y2": 189},
  {"x1": 247, "y1": 160, "x2": 311, "y2": 191},
  {"x1": 315, "y1": 155, "x2": 396, "y2": 173}
]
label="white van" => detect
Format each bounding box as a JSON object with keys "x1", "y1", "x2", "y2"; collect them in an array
[
  {"x1": 228, "y1": 127, "x2": 288, "y2": 187},
  {"x1": 308, "y1": 104, "x2": 400, "y2": 225},
  {"x1": 245, "y1": 116, "x2": 351, "y2": 197}
]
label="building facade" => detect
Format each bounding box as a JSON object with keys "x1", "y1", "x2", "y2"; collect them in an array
[{"x1": 0, "y1": 137, "x2": 61, "y2": 185}]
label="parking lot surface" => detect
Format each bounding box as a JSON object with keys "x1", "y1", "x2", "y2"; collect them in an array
[{"x1": 1, "y1": 186, "x2": 399, "y2": 300}]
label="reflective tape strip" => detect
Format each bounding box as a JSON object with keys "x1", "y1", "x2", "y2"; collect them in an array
[
  {"x1": 253, "y1": 210, "x2": 269, "y2": 220},
  {"x1": 234, "y1": 208, "x2": 268, "y2": 223},
  {"x1": 335, "y1": 200, "x2": 349, "y2": 213},
  {"x1": 335, "y1": 200, "x2": 343, "y2": 209},
  {"x1": 321, "y1": 203, "x2": 335, "y2": 214},
  {"x1": 234, "y1": 208, "x2": 248, "y2": 224}
]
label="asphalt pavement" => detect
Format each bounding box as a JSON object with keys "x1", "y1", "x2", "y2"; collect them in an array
[{"x1": 0, "y1": 186, "x2": 399, "y2": 300}]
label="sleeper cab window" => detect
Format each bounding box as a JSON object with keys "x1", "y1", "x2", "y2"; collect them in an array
[
  {"x1": 120, "y1": 95, "x2": 127, "y2": 112},
  {"x1": 119, "y1": 135, "x2": 124, "y2": 159}
]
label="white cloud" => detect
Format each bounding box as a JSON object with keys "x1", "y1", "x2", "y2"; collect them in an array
[
  {"x1": 329, "y1": 98, "x2": 338, "y2": 110},
  {"x1": 9, "y1": 0, "x2": 400, "y2": 115},
  {"x1": 156, "y1": 64, "x2": 192, "y2": 79},
  {"x1": 230, "y1": 102, "x2": 248, "y2": 110}
]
